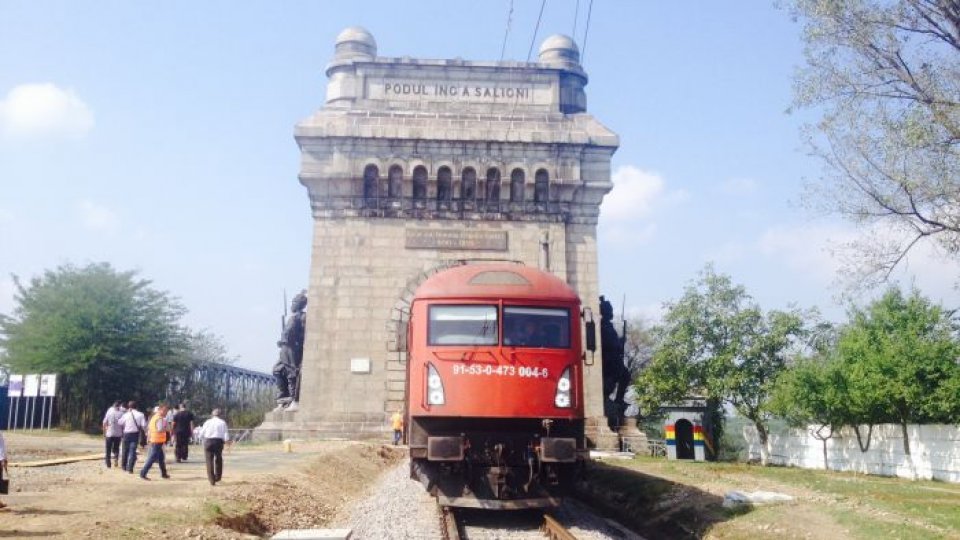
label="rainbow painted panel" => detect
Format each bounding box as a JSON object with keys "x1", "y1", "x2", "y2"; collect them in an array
[
  {"x1": 665, "y1": 425, "x2": 676, "y2": 446},
  {"x1": 693, "y1": 425, "x2": 705, "y2": 447}
]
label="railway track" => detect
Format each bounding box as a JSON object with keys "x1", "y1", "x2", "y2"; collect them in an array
[{"x1": 438, "y1": 504, "x2": 580, "y2": 540}]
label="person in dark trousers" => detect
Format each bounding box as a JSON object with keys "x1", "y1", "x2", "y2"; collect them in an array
[
  {"x1": 199, "y1": 408, "x2": 230, "y2": 486},
  {"x1": 102, "y1": 401, "x2": 124, "y2": 468},
  {"x1": 0, "y1": 430, "x2": 8, "y2": 509},
  {"x1": 117, "y1": 401, "x2": 146, "y2": 473},
  {"x1": 139, "y1": 403, "x2": 171, "y2": 480},
  {"x1": 172, "y1": 403, "x2": 196, "y2": 462}
]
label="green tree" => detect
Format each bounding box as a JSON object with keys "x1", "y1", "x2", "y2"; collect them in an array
[
  {"x1": 771, "y1": 354, "x2": 852, "y2": 469},
  {"x1": 834, "y1": 287, "x2": 960, "y2": 470},
  {"x1": 0, "y1": 263, "x2": 189, "y2": 431},
  {"x1": 787, "y1": 0, "x2": 960, "y2": 284},
  {"x1": 636, "y1": 266, "x2": 808, "y2": 464}
]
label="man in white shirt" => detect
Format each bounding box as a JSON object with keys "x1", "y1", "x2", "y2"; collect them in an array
[
  {"x1": 102, "y1": 401, "x2": 124, "y2": 468},
  {"x1": 0, "y1": 430, "x2": 8, "y2": 509},
  {"x1": 199, "y1": 409, "x2": 230, "y2": 486},
  {"x1": 117, "y1": 401, "x2": 147, "y2": 473}
]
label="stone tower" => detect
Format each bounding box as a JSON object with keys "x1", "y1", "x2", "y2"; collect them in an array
[{"x1": 260, "y1": 27, "x2": 619, "y2": 446}]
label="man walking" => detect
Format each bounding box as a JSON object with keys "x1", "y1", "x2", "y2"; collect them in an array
[
  {"x1": 139, "y1": 403, "x2": 171, "y2": 480},
  {"x1": 390, "y1": 409, "x2": 404, "y2": 445},
  {"x1": 199, "y1": 409, "x2": 230, "y2": 486},
  {"x1": 118, "y1": 401, "x2": 146, "y2": 473},
  {"x1": 102, "y1": 401, "x2": 124, "y2": 468},
  {"x1": 172, "y1": 403, "x2": 196, "y2": 462},
  {"x1": 0, "y1": 430, "x2": 9, "y2": 510}
]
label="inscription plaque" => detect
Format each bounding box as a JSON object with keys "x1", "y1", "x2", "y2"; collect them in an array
[
  {"x1": 368, "y1": 79, "x2": 552, "y2": 105},
  {"x1": 406, "y1": 229, "x2": 508, "y2": 251}
]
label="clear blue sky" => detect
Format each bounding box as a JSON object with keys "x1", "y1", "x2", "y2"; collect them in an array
[{"x1": 2, "y1": 1, "x2": 957, "y2": 372}]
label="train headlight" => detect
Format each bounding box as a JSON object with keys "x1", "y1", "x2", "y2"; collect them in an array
[
  {"x1": 427, "y1": 363, "x2": 445, "y2": 405},
  {"x1": 554, "y1": 367, "x2": 572, "y2": 408}
]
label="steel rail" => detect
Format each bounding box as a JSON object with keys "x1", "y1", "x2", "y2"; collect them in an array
[
  {"x1": 439, "y1": 504, "x2": 462, "y2": 540},
  {"x1": 541, "y1": 513, "x2": 578, "y2": 540}
]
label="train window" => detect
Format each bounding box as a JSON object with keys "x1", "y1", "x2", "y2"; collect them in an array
[
  {"x1": 503, "y1": 307, "x2": 570, "y2": 348},
  {"x1": 428, "y1": 305, "x2": 498, "y2": 346}
]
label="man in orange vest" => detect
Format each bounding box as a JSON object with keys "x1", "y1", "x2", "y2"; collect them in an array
[
  {"x1": 139, "y1": 403, "x2": 171, "y2": 480},
  {"x1": 390, "y1": 409, "x2": 404, "y2": 445}
]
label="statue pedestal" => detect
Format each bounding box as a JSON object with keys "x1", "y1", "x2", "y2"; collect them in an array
[
  {"x1": 585, "y1": 416, "x2": 621, "y2": 451},
  {"x1": 254, "y1": 410, "x2": 392, "y2": 442},
  {"x1": 254, "y1": 409, "x2": 300, "y2": 442},
  {"x1": 618, "y1": 417, "x2": 649, "y2": 455}
]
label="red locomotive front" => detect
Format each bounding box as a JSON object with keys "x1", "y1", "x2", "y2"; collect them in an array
[{"x1": 403, "y1": 262, "x2": 595, "y2": 509}]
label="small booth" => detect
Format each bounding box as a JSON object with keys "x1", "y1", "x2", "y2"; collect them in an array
[{"x1": 662, "y1": 398, "x2": 708, "y2": 461}]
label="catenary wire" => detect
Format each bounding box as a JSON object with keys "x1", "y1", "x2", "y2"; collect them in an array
[
  {"x1": 581, "y1": 0, "x2": 594, "y2": 63},
  {"x1": 500, "y1": 0, "x2": 514, "y2": 61},
  {"x1": 526, "y1": 0, "x2": 548, "y2": 62}
]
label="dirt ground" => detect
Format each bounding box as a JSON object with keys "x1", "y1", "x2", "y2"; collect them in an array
[
  {"x1": 5, "y1": 432, "x2": 957, "y2": 539},
  {"x1": 0, "y1": 431, "x2": 404, "y2": 539}
]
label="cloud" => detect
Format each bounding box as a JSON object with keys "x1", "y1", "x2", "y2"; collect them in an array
[
  {"x1": 757, "y1": 223, "x2": 852, "y2": 283},
  {"x1": 720, "y1": 177, "x2": 759, "y2": 195},
  {"x1": 0, "y1": 83, "x2": 94, "y2": 139},
  {"x1": 600, "y1": 165, "x2": 687, "y2": 247},
  {"x1": 603, "y1": 222, "x2": 658, "y2": 246},
  {"x1": 76, "y1": 199, "x2": 120, "y2": 233},
  {"x1": 602, "y1": 165, "x2": 667, "y2": 221},
  {"x1": 751, "y1": 223, "x2": 960, "y2": 305}
]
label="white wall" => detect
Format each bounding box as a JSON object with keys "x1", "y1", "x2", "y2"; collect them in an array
[{"x1": 743, "y1": 424, "x2": 960, "y2": 483}]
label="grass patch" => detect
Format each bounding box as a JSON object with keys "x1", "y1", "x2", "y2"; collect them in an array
[
  {"x1": 576, "y1": 460, "x2": 730, "y2": 539},
  {"x1": 605, "y1": 456, "x2": 960, "y2": 539},
  {"x1": 826, "y1": 507, "x2": 944, "y2": 540}
]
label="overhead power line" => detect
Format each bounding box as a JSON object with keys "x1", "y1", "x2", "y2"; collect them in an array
[
  {"x1": 582, "y1": 0, "x2": 594, "y2": 63},
  {"x1": 572, "y1": 0, "x2": 580, "y2": 37},
  {"x1": 526, "y1": 0, "x2": 547, "y2": 62},
  {"x1": 500, "y1": 0, "x2": 514, "y2": 61}
]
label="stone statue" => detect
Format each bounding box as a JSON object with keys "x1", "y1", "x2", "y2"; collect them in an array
[
  {"x1": 273, "y1": 290, "x2": 307, "y2": 411},
  {"x1": 600, "y1": 295, "x2": 631, "y2": 429}
]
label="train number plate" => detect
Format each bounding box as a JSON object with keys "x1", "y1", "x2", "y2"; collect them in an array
[{"x1": 451, "y1": 364, "x2": 549, "y2": 378}]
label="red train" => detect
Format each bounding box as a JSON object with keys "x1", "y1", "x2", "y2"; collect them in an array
[{"x1": 404, "y1": 262, "x2": 596, "y2": 509}]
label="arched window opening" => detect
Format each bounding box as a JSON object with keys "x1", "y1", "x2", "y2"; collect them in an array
[
  {"x1": 485, "y1": 168, "x2": 501, "y2": 202},
  {"x1": 413, "y1": 166, "x2": 427, "y2": 199},
  {"x1": 388, "y1": 165, "x2": 403, "y2": 198},
  {"x1": 462, "y1": 168, "x2": 477, "y2": 200},
  {"x1": 510, "y1": 168, "x2": 525, "y2": 202},
  {"x1": 534, "y1": 169, "x2": 549, "y2": 203},
  {"x1": 437, "y1": 166, "x2": 452, "y2": 201},
  {"x1": 363, "y1": 164, "x2": 379, "y2": 201}
]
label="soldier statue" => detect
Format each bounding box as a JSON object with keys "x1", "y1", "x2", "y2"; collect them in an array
[
  {"x1": 273, "y1": 290, "x2": 307, "y2": 411},
  {"x1": 600, "y1": 295, "x2": 631, "y2": 430}
]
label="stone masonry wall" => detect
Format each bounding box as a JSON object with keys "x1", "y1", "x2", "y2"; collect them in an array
[{"x1": 295, "y1": 218, "x2": 574, "y2": 431}]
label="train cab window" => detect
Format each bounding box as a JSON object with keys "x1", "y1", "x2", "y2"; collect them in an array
[
  {"x1": 503, "y1": 307, "x2": 570, "y2": 348},
  {"x1": 428, "y1": 305, "x2": 498, "y2": 346}
]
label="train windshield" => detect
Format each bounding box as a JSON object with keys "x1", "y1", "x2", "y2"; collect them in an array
[
  {"x1": 503, "y1": 307, "x2": 571, "y2": 348},
  {"x1": 428, "y1": 305, "x2": 499, "y2": 345}
]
